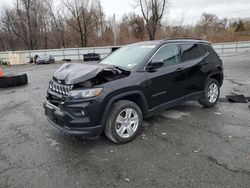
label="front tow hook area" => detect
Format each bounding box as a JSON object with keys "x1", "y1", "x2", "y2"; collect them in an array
[{"x1": 44, "y1": 102, "x2": 65, "y2": 119}]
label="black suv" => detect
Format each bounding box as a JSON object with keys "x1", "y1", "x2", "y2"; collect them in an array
[{"x1": 44, "y1": 39, "x2": 223, "y2": 144}]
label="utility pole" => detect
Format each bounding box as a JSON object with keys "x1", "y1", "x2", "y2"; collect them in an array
[{"x1": 113, "y1": 14, "x2": 117, "y2": 46}]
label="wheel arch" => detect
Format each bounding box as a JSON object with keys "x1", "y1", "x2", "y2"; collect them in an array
[
  {"x1": 208, "y1": 72, "x2": 223, "y2": 87},
  {"x1": 100, "y1": 91, "x2": 149, "y2": 128}
]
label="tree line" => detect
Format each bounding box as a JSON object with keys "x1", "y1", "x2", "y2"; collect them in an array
[{"x1": 0, "y1": 0, "x2": 250, "y2": 51}]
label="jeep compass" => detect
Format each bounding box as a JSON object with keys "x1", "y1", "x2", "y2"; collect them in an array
[{"x1": 44, "y1": 39, "x2": 223, "y2": 144}]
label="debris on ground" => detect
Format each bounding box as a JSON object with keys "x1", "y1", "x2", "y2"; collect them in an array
[
  {"x1": 142, "y1": 134, "x2": 147, "y2": 140},
  {"x1": 226, "y1": 95, "x2": 248, "y2": 103},
  {"x1": 215, "y1": 112, "x2": 221, "y2": 115},
  {"x1": 162, "y1": 133, "x2": 167, "y2": 136},
  {"x1": 125, "y1": 178, "x2": 130, "y2": 182},
  {"x1": 0, "y1": 73, "x2": 28, "y2": 88}
]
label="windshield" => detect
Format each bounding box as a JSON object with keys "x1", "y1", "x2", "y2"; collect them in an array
[{"x1": 100, "y1": 44, "x2": 156, "y2": 70}]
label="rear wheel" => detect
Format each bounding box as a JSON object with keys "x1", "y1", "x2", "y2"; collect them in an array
[
  {"x1": 105, "y1": 100, "x2": 143, "y2": 144},
  {"x1": 199, "y1": 79, "x2": 220, "y2": 108}
]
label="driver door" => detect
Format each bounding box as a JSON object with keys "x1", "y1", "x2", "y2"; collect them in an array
[{"x1": 144, "y1": 44, "x2": 186, "y2": 109}]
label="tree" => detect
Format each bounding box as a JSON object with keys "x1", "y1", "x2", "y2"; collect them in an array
[
  {"x1": 2, "y1": 0, "x2": 52, "y2": 50},
  {"x1": 235, "y1": 20, "x2": 245, "y2": 32},
  {"x1": 138, "y1": 0, "x2": 168, "y2": 40},
  {"x1": 195, "y1": 13, "x2": 225, "y2": 37},
  {"x1": 48, "y1": 4, "x2": 67, "y2": 48},
  {"x1": 62, "y1": 0, "x2": 101, "y2": 47},
  {"x1": 128, "y1": 14, "x2": 145, "y2": 40}
]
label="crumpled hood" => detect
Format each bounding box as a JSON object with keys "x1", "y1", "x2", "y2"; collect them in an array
[{"x1": 54, "y1": 63, "x2": 109, "y2": 85}]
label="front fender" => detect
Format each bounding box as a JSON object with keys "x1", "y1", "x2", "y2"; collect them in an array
[{"x1": 99, "y1": 90, "x2": 149, "y2": 129}]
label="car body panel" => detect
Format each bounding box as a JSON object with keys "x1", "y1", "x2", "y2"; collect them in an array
[{"x1": 53, "y1": 63, "x2": 110, "y2": 85}]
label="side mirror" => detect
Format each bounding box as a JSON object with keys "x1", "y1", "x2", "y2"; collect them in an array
[{"x1": 146, "y1": 60, "x2": 164, "y2": 72}]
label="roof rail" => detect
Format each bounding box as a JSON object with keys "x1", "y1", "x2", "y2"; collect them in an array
[{"x1": 164, "y1": 38, "x2": 204, "y2": 41}]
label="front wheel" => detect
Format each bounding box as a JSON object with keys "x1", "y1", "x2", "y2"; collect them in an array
[
  {"x1": 105, "y1": 100, "x2": 143, "y2": 144},
  {"x1": 199, "y1": 79, "x2": 220, "y2": 108}
]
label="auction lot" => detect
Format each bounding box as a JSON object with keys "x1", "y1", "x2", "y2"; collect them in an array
[{"x1": 0, "y1": 53, "x2": 250, "y2": 188}]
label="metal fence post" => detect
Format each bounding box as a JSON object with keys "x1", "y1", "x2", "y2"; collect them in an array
[
  {"x1": 63, "y1": 48, "x2": 65, "y2": 60},
  {"x1": 78, "y1": 48, "x2": 80, "y2": 60}
]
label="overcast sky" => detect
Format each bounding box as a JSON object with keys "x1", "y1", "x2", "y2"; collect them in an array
[
  {"x1": 1, "y1": 0, "x2": 250, "y2": 25},
  {"x1": 100, "y1": 0, "x2": 250, "y2": 25}
]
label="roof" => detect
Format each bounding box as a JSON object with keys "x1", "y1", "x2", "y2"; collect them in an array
[
  {"x1": 130, "y1": 38, "x2": 210, "y2": 46},
  {"x1": 163, "y1": 38, "x2": 210, "y2": 44}
]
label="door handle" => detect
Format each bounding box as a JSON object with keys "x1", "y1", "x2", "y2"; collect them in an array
[{"x1": 176, "y1": 67, "x2": 184, "y2": 72}]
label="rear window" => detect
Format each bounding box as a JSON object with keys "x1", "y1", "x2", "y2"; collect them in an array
[
  {"x1": 198, "y1": 44, "x2": 208, "y2": 56},
  {"x1": 205, "y1": 45, "x2": 219, "y2": 61},
  {"x1": 181, "y1": 43, "x2": 200, "y2": 62}
]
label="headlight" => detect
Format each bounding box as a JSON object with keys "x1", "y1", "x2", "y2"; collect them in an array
[{"x1": 69, "y1": 88, "x2": 103, "y2": 99}]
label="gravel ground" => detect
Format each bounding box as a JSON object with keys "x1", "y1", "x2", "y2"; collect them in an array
[{"x1": 0, "y1": 53, "x2": 250, "y2": 188}]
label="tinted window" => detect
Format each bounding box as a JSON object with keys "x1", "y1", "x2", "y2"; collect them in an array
[
  {"x1": 181, "y1": 43, "x2": 201, "y2": 62},
  {"x1": 198, "y1": 44, "x2": 207, "y2": 56},
  {"x1": 152, "y1": 44, "x2": 180, "y2": 67},
  {"x1": 205, "y1": 45, "x2": 219, "y2": 61}
]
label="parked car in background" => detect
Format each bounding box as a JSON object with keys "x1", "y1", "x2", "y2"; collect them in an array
[
  {"x1": 44, "y1": 39, "x2": 224, "y2": 144},
  {"x1": 36, "y1": 55, "x2": 55, "y2": 64}
]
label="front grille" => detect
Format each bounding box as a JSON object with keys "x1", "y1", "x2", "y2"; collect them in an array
[
  {"x1": 48, "y1": 94, "x2": 64, "y2": 106},
  {"x1": 49, "y1": 80, "x2": 73, "y2": 95}
]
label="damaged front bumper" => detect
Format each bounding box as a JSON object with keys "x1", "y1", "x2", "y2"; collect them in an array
[{"x1": 43, "y1": 100, "x2": 103, "y2": 136}]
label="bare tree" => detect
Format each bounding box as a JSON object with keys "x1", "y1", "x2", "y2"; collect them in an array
[
  {"x1": 139, "y1": 0, "x2": 168, "y2": 40},
  {"x1": 63, "y1": 0, "x2": 100, "y2": 47},
  {"x1": 1, "y1": 0, "x2": 52, "y2": 50},
  {"x1": 195, "y1": 13, "x2": 226, "y2": 37},
  {"x1": 128, "y1": 14, "x2": 145, "y2": 41},
  {"x1": 48, "y1": 3, "x2": 66, "y2": 48}
]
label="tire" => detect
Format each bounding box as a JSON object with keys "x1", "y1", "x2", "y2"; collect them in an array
[
  {"x1": 199, "y1": 78, "x2": 220, "y2": 108},
  {"x1": 0, "y1": 74, "x2": 28, "y2": 88},
  {"x1": 105, "y1": 100, "x2": 143, "y2": 144}
]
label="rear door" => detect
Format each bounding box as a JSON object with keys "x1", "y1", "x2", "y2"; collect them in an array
[
  {"x1": 180, "y1": 43, "x2": 208, "y2": 96},
  {"x1": 144, "y1": 44, "x2": 187, "y2": 109}
]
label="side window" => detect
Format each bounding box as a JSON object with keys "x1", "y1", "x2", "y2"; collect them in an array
[
  {"x1": 152, "y1": 44, "x2": 180, "y2": 67},
  {"x1": 205, "y1": 45, "x2": 219, "y2": 61},
  {"x1": 198, "y1": 44, "x2": 208, "y2": 56},
  {"x1": 181, "y1": 43, "x2": 201, "y2": 62}
]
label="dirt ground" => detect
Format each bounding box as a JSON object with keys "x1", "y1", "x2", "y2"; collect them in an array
[{"x1": 0, "y1": 53, "x2": 250, "y2": 188}]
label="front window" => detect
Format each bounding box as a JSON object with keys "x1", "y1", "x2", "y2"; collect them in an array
[
  {"x1": 152, "y1": 44, "x2": 180, "y2": 67},
  {"x1": 100, "y1": 44, "x2": 156, "y2": 70}
]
